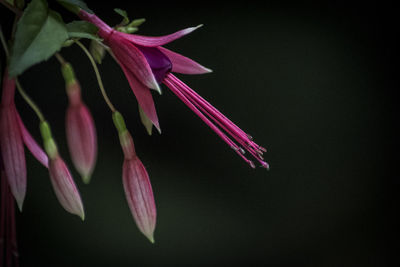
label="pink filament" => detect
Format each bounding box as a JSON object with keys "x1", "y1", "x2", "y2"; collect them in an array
[{"x1": 163, "y1": 74, "x2": 268, "y2": 169}]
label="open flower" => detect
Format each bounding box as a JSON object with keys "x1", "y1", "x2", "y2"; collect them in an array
[
  {"x1": 0, "y1": 69, "x2": 48, "y2": 210},
  {"x1": 79, "y1": 10, "x2": 268, "y2": 168}
]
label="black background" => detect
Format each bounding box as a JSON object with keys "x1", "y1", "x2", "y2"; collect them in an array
[{"x1": 1, "y1": 0, "x2": 399, "y2": 266}]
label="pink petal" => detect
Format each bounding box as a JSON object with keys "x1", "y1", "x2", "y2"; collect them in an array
[
  {"x1": 159, "y1": 47, "x2": 212, "y2": 74},
  {"x1": 118, "y1": 25, "x2": 203, "y2": 47},
  {"x1": 48, "y1": 156, "x2": 85, "y2": 220},
  {"x1": 66, "y1": 103, "x2": 97, "y2": 183},
  {"x1": 16, "y1": 112, "x2": 48, "y2": 168},
  {"x1": 117, "y1": 59, "x2": 161, "y2": 133},
  {"x1": 111, "y1": 39, "x2": 161, "y2": 93},
  {"x1": 123, "y1": 157, "x2": 156, "y2": 243},
  {"x1": 0, "y1": 106, "x2": 26, "y2": 211}
]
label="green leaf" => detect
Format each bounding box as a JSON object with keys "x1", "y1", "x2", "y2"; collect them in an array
[
  {"x1": 56, "y1": 0, "x2": 93, "y2": 14},
  {"x1": 66, "y1": 21, "x2": 100, "y2": 41},
  {"x1": 9, "y1": 0, "x2": 69, "y2": 77},
  {"x1": 114, "y1": 8, "x2": 129, "y2": 25},
  {"x1": 129, "y1": 18, "x2": 146, "y2": 27}
]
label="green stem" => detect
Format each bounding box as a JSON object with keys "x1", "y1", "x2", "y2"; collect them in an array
[
  {"x1": 15, "y1": 79, "x2": 45, "y2": 122},
  {"x1": 0, "y1": 25, "x2": 9, "y2": 58},
  {"x1": 75, "y1": 40, "x2": 116, "y2": 112},
  {"x1": 54, "y1": 52, "x2": 66, "y2": 65}
]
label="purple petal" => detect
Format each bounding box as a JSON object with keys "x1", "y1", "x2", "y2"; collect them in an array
[
  {"x1": 159, "y1": 47, "x2": 212, "y2": 74},
  {"x1": 117, "y1": 59, "x2": 161, "y2": 133},
  {"x1": 111, "y1": 39, "x2": 161, "y2": 93},
  {"x1": 123, "y1": 157, "x2": 156, "y2": 243},
  {"x1": 0, "y1": 107, "x2": 26, "y2": 211},
  {"x1": 16, "y1": 112, "x2": 48, "y2": 168},
  {"x1": 136, "y1": 46, "x2": 172, "y2": 83},
  {"x1": 118, "y1": 25, "x2": 203, "y2": 47},
  {"x1": 49, "y1": 156, "x2": 85, "y2": 220}
]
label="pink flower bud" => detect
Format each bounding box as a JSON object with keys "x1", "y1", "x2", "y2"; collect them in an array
[
  {"x1": 123, "y1": 156, "x2": 156, "y2": 243},
  {"x1": 112, "y1": 111, "x2": 156, "y2": 242},
  {"x1": 0, "y1": 72, "x2": 26, "y2": 211},
  {"x1": 65, "y1": 82, "x2": 97, "y2": 184},
  {"x1": 48, "y1": 155, "x2": 85, "y2": 220}
]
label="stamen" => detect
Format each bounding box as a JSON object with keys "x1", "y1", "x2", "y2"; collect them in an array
[{"x1": 164, "y1": 74, "x2": 268, "y2": 168}]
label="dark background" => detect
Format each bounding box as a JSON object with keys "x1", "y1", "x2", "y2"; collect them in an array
[{"x1": 1, "y1": 0, "x2": 399, "y2": 266}]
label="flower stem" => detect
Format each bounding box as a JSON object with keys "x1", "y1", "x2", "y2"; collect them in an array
[
  {"x1": 75, "y1": 40, "x2": 116, "y2": 112},
  {"x1": 0, "y1": 25, "x2": 10, "y2": 58},
  {"x1": 54, "y1": 52, "x2": 66, "y2": 65},
  {"x1": 15, "y1": 79, "x2": 45, "y2": 122}
]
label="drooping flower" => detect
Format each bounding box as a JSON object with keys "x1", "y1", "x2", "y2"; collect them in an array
[
  {"x1": 40, "y1": 121, "x2": 85, "y2": 220},
  {"x1": 0, "y1": 155, "x2": 19, "y2": 267},
  {"x1": 0, "y1": 69, "x2": 48, "y2": 211},
  {"x1": 113, "y1": 111, "x2": 156, "y2": 243},
  {"x1": 79, "y1": 10, "x2": 268, "y2": 168},
  {"x1": 62, "y1": 63, "x2": 97, "y2": 184}
]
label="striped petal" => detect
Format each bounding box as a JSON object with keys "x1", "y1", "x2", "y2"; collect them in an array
[
  {"x1": 0, "y1": 106, "x2": 26, "y2": 211},
  {"x1": 118, "y1": 25, "x2": 203, "y2": 47},
  {"x1": 159, "y1": 47, "x2": 212, "y2": 74},
  {"x1": 48, "y1": 155, "x2": 85, "y2": 220},
  {"x1": 16, "y1": 112, "x2": 48, "y2": 168},
  {"x1": 117, "y1": 59, "x2": 161, "y2": 133},
  {"x1": 123, "y1": 157, "x2": 156, "y2": 243},
  {"x1": 111, "y1": 40, "x2": 161, "y2": 93}
]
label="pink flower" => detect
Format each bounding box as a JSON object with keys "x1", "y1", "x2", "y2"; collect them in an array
[
  {"x1": 0, "y1": 69, "x2": 48, "y2": 210},
  {"x1": 63, "y1": 63, "x2": 97, "y2": 184},
  {"x1": 113, "y1": 111, "x2": 156, "y2": 243},
  {"x1": 79, "y1": 10, "x2": 268, "y2": 168},
  {"x1": 48, "y1": 154, "x2": 85, "y2": 220},
  {"x1": 40, "y1": 121, "x2": 85, "y2": 220}
]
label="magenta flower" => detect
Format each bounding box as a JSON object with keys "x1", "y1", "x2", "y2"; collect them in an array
[
  {"x1": 63, "y1": 63, "x2": 97, "y2": 184},
  {"x1": 40, "y1": 121, "x2": 85, "y2": 220},
  {"x1": 113, "y1": 111, "x2": 156, "y2": 242},
  {"x1": 79, "y1": 10, "x2": 268, "y2": 168},
  {"x1": 0, "y1": 69, "x2": 48, "y2": 210},
  {"x1": 48, "y1": 153, "x2": 85, "y2": 219}
]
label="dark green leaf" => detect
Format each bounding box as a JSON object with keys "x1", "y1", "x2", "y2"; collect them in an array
[
  {"x1": 57, "y1": 0, "x2": 93, "y2": 14},
  {"x1": 9, "y1": 0, "x2": 69, "y2": 77},
  {"x1": 66, "y1": 21, "x2": 100, "y2": 41},
  {"x1": 114, "y1": 8, "x2": 129, "y2": 25}
]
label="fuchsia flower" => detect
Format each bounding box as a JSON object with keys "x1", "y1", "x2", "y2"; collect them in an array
[
  {"x1": 113, "y1": 111, "x2": 156, "y2": 242},
  {"x1": 79, "y1": 10, "x2": 268, "y2": 168},
  {"x1": 40, "y1": 121, "x2": 85, "y2": 220},
  {"x1": 63, "y1": 63, "x2": 97, "y2": 184},
  {"x1": 0, "y1": 69, "x2": 48, "y2": 210}
]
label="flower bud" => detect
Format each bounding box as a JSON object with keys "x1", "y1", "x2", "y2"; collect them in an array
[
  {"x1": 63, "y1": 63, "x2": 97, "y2": 183},
  {"x1": 40, "y1": 121, "x2": 85, "y2": 219},
  {"x1": 0, "y1": 72, "x2": 26, "y2": 211},
  {"x1": 48, "y1": 155, "x2": 85, "y2": 220},
  {"x1": 123, "y1": 156, "x2": 156, "y2": 243},
  {"x1": 113, "y1": 111, "x2": 156, "y2": 242}
]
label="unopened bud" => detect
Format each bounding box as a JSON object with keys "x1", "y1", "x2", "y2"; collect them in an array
[
  {"x1": 123, "y1": 156, "x2": 156, "y2": 243},
  {"x1": 48, "y1": 155, "x2": 85, "y2": 220}
]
